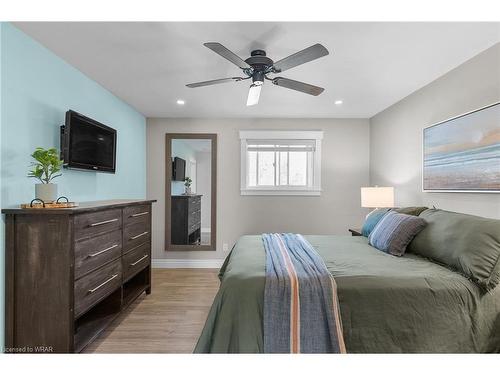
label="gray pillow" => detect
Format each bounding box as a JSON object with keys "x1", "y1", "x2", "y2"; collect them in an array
[
  {"x1": 369, "y1": 211, "x2": 427, "y2": 256},
  {"x1": 408, "y1": 209, "x2": 500, "y2": 292},
  {"x1": 393, "y1": 206, "x2": 428, "y2": 216}
]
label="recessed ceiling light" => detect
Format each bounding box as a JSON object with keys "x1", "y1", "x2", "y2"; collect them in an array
[
  {"x1": 176, "y1": 99, "x2": 185, "y2": 105},
  {"x1": 334, "y1": 100, "x2": 343, "y2": 105}
]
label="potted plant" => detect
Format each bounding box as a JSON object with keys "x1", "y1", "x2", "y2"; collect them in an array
[
  {"x1": 28, "y1": 147, "x2": 63, "y2": 202},
  {"x1": 184, "y1": 177, "x2": 193, "y2": 195}
]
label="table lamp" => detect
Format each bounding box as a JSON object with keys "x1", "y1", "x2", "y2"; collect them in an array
[{"x1": 361, "y1": 186, "x2": 394, "y2": 212}]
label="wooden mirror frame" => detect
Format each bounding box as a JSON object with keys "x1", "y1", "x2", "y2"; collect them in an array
[{"x1": 165, "y1": 133, "x2": 217, "y2": 251}]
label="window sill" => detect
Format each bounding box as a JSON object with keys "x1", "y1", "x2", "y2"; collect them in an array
[{"x1": 240, "y1": 189, "x2": 321, "y2": 196}]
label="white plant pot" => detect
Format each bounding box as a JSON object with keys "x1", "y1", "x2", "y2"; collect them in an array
[
  {"x1": 184, "y1": 186, "x2": 192, "y2": 195},
  {"x1": 35, "y1": 183, "x2": 58, "y2": 203}
]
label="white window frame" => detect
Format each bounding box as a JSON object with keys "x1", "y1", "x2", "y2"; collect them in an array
[{"x1": 240, "y1": 130, "x2": 323, "y2": 196}]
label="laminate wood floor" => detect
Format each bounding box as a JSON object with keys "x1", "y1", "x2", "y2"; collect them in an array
[{"x1": 84, "y1": 268, "x2": 220, "y2": 353}]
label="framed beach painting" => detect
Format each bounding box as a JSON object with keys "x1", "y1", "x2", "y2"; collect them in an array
[{"x1": 423, "y1": 102, "x2": 500, "y2": 193}]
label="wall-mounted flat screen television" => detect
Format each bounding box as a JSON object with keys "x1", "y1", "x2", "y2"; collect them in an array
[
  {"x1": 61, "y1": 110, "x2": 117, "y2": 173},
  {"x1": 172, "y1": 157, "x2": 186, "y2": 181}
]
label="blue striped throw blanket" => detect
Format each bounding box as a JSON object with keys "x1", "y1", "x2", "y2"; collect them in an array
[{"x1": 262, "y1": 233, "x2": 346, "y2": 353}]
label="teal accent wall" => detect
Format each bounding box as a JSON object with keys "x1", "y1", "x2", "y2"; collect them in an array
[
  {"x1": 0, "y1": 23, "x2": 147, "y2": 350},
  {"x1": 171, "y1": 140, "x2": 196, "y2": 195}
]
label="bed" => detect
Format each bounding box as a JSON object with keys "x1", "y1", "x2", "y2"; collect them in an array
[{"x1": 195, "y1": 231, "x2": 500, "y2": 353}]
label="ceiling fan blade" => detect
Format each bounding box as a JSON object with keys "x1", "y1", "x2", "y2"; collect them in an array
[
  {"x1": 272, "y1": 44, "x2": 329, "y2": 73},
  {"x1": 272, "y1": 77, "x2": 324, "y2": 96},
  {"x1": 204, "y1": 42, "x2": 252, "y2": 70},
  {"x1": 186, "y1": 77, "x2": 243, "y2": 88}
]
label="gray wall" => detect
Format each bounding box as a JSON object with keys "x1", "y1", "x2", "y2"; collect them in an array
[
  {"x1": 370, "y1": 43, "x2": 500, "y2": 219},
  {"x1": 147, "y1": 118, "x2": 370, "y2": 260}
]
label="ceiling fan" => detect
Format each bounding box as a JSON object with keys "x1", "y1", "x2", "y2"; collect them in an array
[{"x1": 186, "y1": 42, "x2": 329, "y2": 106}]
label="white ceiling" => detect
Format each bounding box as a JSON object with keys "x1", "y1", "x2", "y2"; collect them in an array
[{"x1": 14, "y1": 22, "x2": 500, "y2": 118}]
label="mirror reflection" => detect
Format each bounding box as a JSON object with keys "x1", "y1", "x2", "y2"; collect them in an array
[{"x1": 170, "y1": 138, "x2": 212, "y2": 246}]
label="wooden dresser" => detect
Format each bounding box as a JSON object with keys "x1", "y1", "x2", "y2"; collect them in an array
[
  {"x1": 171, "y1": 194, "x2": 201, "y2": 245},
  {"x1": 2, "y1": 199, "x2": 156, "y2": 353}
]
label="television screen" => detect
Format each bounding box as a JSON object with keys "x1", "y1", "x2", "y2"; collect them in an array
[
  {"x1": 63, "y1": 110, "x2": 117, "y2": 173},
  {"x1": 172, "y1": 157, "x2": 186, "y2": 181}
]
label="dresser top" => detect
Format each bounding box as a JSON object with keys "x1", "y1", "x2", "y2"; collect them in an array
[
  {"x1": 2, "y1": 199, "x2": 157, "y2": 215},
  {"x1": 171, "y1": 194, "x2": 203, "y2": 199}
]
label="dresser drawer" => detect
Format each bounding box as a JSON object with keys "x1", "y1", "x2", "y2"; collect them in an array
[
  {"x1": 123, "y1": 204, "x2": 151, "y2": 228},
  {"x1": 74, "y1": 259, "x2": 122, "y2": 318},
  {"x1": 188, "y1": 221, "x2": 200, "y2": 235},
  {"x1": 74, "y1": 229, "x2": 122, "y2": 279},
  {"x1": 122, "y1": 243, "x2": 150, "y2": 282},
  {"x1": 189, "y1": 196, "x2": 201, "y2": 210},
  {"x1": 124, "y1": 221, "x2": 151, "y2": 251},
  {"x1": 188, "y1": 209, "x2": 201, "y2": 227},
  {"x1": 74, "y1": 209, "x2": 122, "y2": 241}
]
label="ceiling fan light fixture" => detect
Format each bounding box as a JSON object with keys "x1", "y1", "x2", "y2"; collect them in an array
[{"x1": 246, "y1": 84, "x2": 262, "y2": 106}]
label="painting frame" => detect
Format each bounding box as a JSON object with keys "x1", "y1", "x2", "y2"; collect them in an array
[{"x1": 422, "y1": 101, "x2": 500, "y2": 193}]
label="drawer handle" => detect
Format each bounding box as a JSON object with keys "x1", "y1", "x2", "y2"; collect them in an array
[
  {"x1": 88, "y1": 244, "x2": 118, "y2": 258},
  {"x1": 131, "y1": 211, "x2": 149, "y2": 217},
  {"x1": 88, "y1": 274, "x2": 118, "y2": 294},
  {"x1": 130, "y1": 254, "x2": 149, "y2": 266},
  {"x1": 130, "y1": 231, "x2": 149, "y2": 240},
  {"x1": 89, "y1": 218, "x2": 118, "y2": 227}
]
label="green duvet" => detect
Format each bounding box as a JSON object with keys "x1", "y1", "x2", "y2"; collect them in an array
[{"x1": 195, "y1": 235, "x2": 500, "y2": 353}]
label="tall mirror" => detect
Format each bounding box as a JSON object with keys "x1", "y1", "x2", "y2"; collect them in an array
[{"x1": 165, "y1": 134, "x2": 217, "y2": 251}]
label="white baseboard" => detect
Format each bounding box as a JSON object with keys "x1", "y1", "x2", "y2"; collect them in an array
[{"x1": 152, "y1": 258, "x2": 224, "y2": 269}]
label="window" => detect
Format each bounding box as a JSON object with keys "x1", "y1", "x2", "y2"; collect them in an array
[{"x1": 240, "y1": 130, "x2": 323, "y2": 195}]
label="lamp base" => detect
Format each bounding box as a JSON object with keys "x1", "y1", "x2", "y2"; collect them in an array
[{"x1": 365, "y1": 207, "x2": 381, "y2": 218}]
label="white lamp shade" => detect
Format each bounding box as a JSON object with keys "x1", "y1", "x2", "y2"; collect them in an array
[{"x1": 361, "y1": 187, "x2": 394, "y2": 208}]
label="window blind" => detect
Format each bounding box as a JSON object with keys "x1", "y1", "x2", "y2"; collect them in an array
[{"x1": 246, "y1": 139, "x2": 316, "y2": 152}]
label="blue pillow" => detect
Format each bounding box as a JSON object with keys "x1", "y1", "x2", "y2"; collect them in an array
[
  {"x1": 368, "y1": 211, "x2": 427, "y2": 256},
  {"x1": 361, "y1": 208, "x2": 391, "y2": 237}
]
